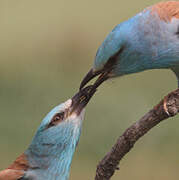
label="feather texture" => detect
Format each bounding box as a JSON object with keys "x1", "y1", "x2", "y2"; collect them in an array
[
  {"x1": 150, "y1": 1, "x2": 179, "y2": 22},
  {"x1": 0, "y1": 169, "x2": 24, "y2": 180},
  {"x1": 0, "y1": 154, "x2": 28, "y2": 180}
]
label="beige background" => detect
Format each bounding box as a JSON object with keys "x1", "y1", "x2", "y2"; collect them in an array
[{"x1": 0, "y1": 0, "x2": 178, "y2": 179}]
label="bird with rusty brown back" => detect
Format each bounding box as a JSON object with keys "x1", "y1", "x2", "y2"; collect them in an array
[
  {"x1": 80, "y1": 1, "x2": 179, "y2": 114},
  {"x1": 0, "y1": 86, "x2": 96, "y2": 180}
]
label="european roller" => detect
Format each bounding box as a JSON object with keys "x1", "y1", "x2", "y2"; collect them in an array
[
  {"x1": 0, "y1": 86, "x2": 96, "y2": 180},
  {"x1": 80, "y1": 1, "x2": 179, "y2": 114}
]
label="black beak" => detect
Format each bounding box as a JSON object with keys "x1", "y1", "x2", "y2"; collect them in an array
[
  {"x1": 70, "y1": 85, "x2": 97, "y2": 115},
  {"x1": 80, "y1": 46, "x2": 124, "y2": 90},
  {"x1": 79, "y1": 68, "x2": 110, "y2": 90}
]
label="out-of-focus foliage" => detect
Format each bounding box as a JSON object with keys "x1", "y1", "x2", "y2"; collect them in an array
[{"x1": 0, "y1": 0, "x2": 179, "y2": 179}]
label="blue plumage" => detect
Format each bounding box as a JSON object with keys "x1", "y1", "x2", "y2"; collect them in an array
[
  {"x1": 0, "y1": 86, "x2": 96, "y2": 180},
  {"x1": 94, "y1": 10, "x2": 179, "y2": 76},
  {"x1": 80, "y1": 1, "x2": 179, "y2": 90},
  {"x1": 25, "y1": 101, "x2": 83, "y2": 180}
]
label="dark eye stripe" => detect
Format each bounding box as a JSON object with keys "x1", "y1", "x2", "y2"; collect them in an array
[
  {"x1": 104, "y1": 46, "x2": 125, "y2": 72},
  {"x1": 47, "y1": 112, "x2": 65, "y2": 129}
]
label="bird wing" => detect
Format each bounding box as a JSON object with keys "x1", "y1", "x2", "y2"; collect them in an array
[
  {"x1": 0, "y1": 153, "x2": 29, "y2": 180},
  {"x1": 0, "y1": 169, "x2": 25, "y2": 180},
  {"x1": 150, "y1": 1, "x2": 179, "y2": 22},
  {"x1": 7, "y1": 153, "x2": 29, "y2": 171}
]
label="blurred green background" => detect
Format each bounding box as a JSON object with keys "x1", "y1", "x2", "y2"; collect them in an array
[{"x1": 0, "y1": 0, "x2": 179, "y2": 179}]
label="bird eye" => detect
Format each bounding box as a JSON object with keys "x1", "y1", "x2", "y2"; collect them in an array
[
  {"x1": 47, "y1": 112, "x2": 65, "y2": 128},
  {"x1": 54, "y1": 112, "x2": 64, "y2": 121}
]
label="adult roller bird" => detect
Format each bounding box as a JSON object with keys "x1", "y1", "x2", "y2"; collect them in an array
[
  {"x1": 80, "y1": 1, "x2": 179, "y2": 114},
  {"x1": 0, "y1": 86, "x2": 96, "y2": 180}
]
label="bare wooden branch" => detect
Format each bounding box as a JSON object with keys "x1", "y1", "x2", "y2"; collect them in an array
[{"x1": 95, "y1": 89, "x2": 179, "y2": 180}]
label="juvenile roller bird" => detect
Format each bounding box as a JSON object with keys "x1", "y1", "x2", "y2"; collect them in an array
[
  {"x1": 0, "y1": 86, "x2": 96, "y2": 180},
  {"x1": 80, "y1": 1, "x2": 179, "y2": 114}
]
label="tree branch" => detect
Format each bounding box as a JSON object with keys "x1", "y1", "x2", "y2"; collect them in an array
[{"x1": 95, "y1": 89, "x2": 179, "y2": 180}]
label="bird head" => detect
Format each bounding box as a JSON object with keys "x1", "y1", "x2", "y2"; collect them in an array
[
  {"x1": 80, "y1": 24, "x2": 127, "y2": 90},
  {"x1": 26, "y1": 86, "x2": 96, "y2": 173}
]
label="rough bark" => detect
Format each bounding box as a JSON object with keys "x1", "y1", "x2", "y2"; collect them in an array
[{"x1": 95, "y1": 89, "x2": 179, "y2": 180}]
